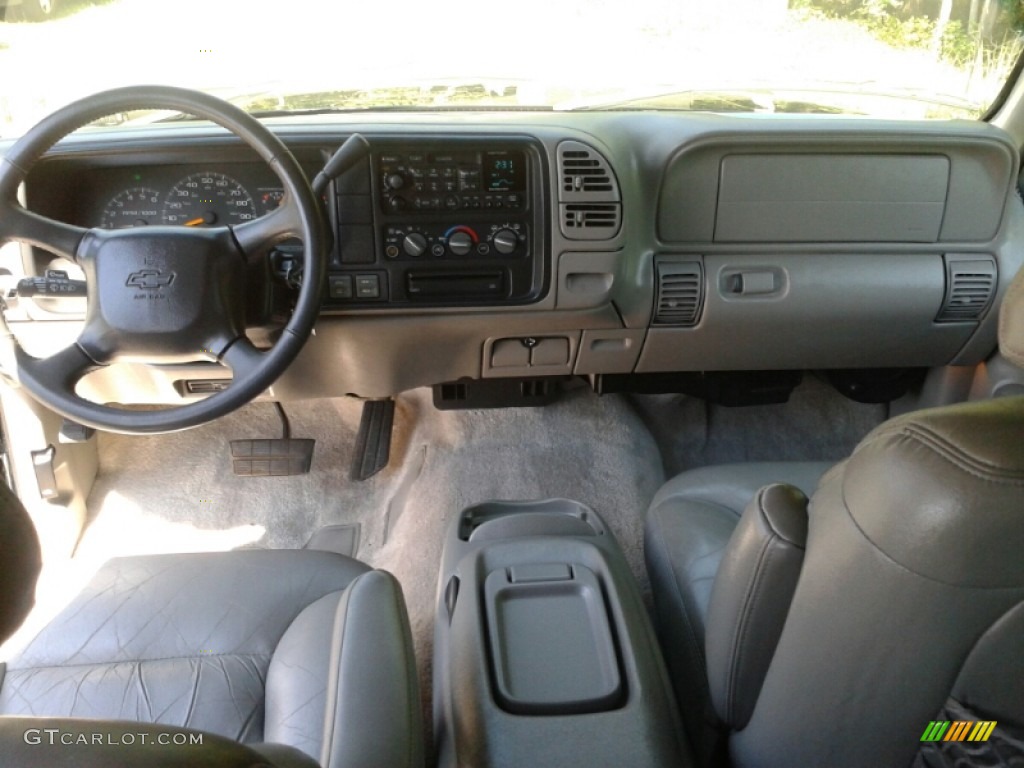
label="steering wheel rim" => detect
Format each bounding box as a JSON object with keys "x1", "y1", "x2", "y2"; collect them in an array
[{"x1": 0, "y1": 85, "x2": 327, "y2": 435}]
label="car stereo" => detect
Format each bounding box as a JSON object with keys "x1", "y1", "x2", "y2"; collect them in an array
[{"x1": 326, "y1": 136, "x2": 546, "y2": 308}]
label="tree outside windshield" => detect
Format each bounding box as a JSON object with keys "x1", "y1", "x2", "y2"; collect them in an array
[{"x1": 0, "y1": 0, "x2": 1022, "y2": 137}]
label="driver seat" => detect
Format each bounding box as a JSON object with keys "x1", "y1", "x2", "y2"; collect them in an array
[
  {"x1": 0, "y1": 483, "x2": 423, "y2": 768},
  {"x1": 645, "y1": 264, "x2": 1024, "y2": 767}
]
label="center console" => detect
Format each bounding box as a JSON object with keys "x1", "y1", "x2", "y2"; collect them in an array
[
  {"x1": 433, "y1": 499, "x2": 691, "y2": 768},
  {"x1": 327, "y1": 136, "x2": 548, "y2": 309}
]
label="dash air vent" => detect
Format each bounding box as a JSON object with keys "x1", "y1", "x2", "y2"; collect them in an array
[
  {"x1": 557, "y1": 140, "x2": 621, "y2": 240},
  {"x1": 561, "y1": 150, "x2": 613, "y2": 193},
  {"x1": 936, "y1": 256, "x2": 997, "y2": 322},
  {"x1": 562, "y1": 203, "x2": 621, "y2": 240},
  {"x1": 654, "y1": 259, "x2": 704, "y2": 326}
]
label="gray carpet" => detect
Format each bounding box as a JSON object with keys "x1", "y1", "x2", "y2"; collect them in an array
[
  {"x1": 84, "y1": 385, "x2": 666, "y2": 701},
  {"x1": 82, "y1": 376, "x2": 886, "y2": 743},
  {"x1": 628, "y1": 373, "x2": 887, "y2": 479}
]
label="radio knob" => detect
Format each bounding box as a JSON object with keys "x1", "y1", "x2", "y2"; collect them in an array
[
  {"x1": 402, "y1": 232, "x2": 427, "y2": 257},
  {"x1": 493, "y1": 229, "x2": 518, "y2": 255},
  {"x1": 386, "y1": 173, "x2": 406, "y2": 190},
  {"x1": 448, "y1": 231, "x2": 473, "y2": 256}
]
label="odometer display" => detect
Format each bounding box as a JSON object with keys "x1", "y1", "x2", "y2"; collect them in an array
[{"x1": 162, "y1": 172, "x2": 256, "y2": 227}]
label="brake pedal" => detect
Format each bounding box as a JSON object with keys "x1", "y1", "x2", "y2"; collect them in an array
[
  {"x1": 230, "y1": 404, "x2": 314, "y2": 476},
  {"x1": 351, "y1": 398, "x2": 395, "y2": 481}
]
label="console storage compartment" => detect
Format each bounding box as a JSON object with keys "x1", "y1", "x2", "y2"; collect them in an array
[
  {"x1": 486, "y1": 563, "x2": 622, "y2": 715},
  {"x1": 433, "y1": 499, "x2": 691, "y2": 768}
]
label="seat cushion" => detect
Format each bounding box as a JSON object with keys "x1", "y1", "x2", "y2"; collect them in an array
[
  {"x1": 644, "y1": 461, "x2": 830, "y2": 763},
  {"x1": 0, "y1": 550, "x2": 369, "y2": 742}
]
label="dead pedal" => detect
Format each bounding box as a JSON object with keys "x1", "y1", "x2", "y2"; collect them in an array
[
  {"x1": 352, "y1": 398, "x2": 395, "y2": 481},
  {"x1": 231, "y1": 403, "x2": 314, "y2": 476}
]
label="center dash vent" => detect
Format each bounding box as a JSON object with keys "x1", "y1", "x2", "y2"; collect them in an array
[
  {"x1": 562, "y1": 203, "x2": 622, "y2": 240},
  {"x1": 654, "y1": 260, "x2": 704, "y2": 326},
  {"x1": 561, "y1": 151, "x2": 613, "y2": 193},
  {"x1": 557, "y1": 140, "x2": 621, "y2": 241},
  {"x1": 936, "y1": 256, "x2": 997, "y2": 322}
]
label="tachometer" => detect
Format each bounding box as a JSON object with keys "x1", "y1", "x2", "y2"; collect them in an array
[
  {"x1": 101, "y1": 187, "x2": 161, "y2": 228},
  {"x1": 162, "y1": 172, "x2": 256, "y2": 227}
]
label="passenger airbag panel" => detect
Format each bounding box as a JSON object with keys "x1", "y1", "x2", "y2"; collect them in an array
[{"x1": 715, "y1": 154, "x2": 948, "y2": 243}]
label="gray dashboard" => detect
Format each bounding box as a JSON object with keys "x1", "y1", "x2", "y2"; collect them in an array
[{"x1": 6, "y1": 112, "x2": 1022, "y2": 401}]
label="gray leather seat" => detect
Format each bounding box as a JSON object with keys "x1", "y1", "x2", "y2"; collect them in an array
[
  {"x1": 646, "y1": 268, "x2": 1024, "y2": 768},
  {"x1": 0, "y1": 492, "x2": 423, "y2": 768},
  {"x1": 645, "y1": 461, "x2": 831, "y2": 764}
]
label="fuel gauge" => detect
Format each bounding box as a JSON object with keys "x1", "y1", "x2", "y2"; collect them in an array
[
  {"x1": 259, "y1": 188, "x2": 286, "y2": 215},
  {"x1": 101, "y1": 187, "x2": 161, "y2": 228}
]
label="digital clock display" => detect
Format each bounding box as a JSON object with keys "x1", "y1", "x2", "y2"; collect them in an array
[{"x1": 484, "y1": 151, "x2": 525, "y2": 192}]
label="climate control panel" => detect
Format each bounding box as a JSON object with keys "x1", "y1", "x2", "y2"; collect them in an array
[
  {"x1": 383, "y1": 222, "x2": 527, "y2": 261},
  {"x1": 326, "y1": 136, "x2": 544, "y2": 308}
]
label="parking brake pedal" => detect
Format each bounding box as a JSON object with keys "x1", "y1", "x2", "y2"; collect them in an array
[
  {"x1": 230, "y1": 404, "x2": 314, "y2": 476},
  {"x1": 351, "y1": 398, "x2": 395, "y2": 481}
]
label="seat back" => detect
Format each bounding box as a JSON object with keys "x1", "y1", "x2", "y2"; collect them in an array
[
  {"x1": 708, "y1": 396, "x2": 1024, "y2": 768},
  {"x1": 0, "y1": 480, "x2": 41, "y2": 645}
]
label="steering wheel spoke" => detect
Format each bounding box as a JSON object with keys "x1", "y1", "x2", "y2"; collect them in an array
[
  {"x1": 15, "y1": 343, "x2": 98, "y2": 400},
  {"x1": 232, "y1": 197, "x2": 303, "y2": 256},
  {"x1": 220, "y1": 337, "x2": 265, "y2": 380},
  {"x1": 4, "y1": 206, "x2": 88, "y2": 262}
]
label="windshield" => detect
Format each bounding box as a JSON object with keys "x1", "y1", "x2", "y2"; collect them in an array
[{"x1": 1, "y1": 0, "x2": 1022, "y2": 137}]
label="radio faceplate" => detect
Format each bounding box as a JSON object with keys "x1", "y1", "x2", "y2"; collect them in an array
[{"x1": 327, "y1": 136, "x2": 546, "y2": 308}]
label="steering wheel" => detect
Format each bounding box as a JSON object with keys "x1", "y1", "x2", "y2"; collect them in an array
[{"x1": 0, "y1": 86, "x2": 328, "y2": 435}]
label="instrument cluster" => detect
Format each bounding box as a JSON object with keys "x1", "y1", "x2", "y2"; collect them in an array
[
  {"x1": 33, "y1": 163, "x2": 287, "y2": 230},
  {"x1": 101, "y1": 169, "x2": 284, "y2": 229}
]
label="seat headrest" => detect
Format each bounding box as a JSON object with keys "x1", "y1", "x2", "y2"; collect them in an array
[
  {"x1": 1000, "y1": 264, "x2": 1024, "y2": 367},
  {"x1": 0, "y1": 481, "x2": 41, "y2": 644}
]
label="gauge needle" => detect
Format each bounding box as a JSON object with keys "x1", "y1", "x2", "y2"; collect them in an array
[{"x1": 184, "y1": 217, "x2": 205, "y2": 227}]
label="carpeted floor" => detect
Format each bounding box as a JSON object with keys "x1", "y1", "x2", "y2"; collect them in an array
[{"x1": 77, "y1": 374, "x2": 886, "y2": 742}]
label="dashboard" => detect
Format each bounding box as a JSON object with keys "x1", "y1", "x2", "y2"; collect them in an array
[{"x1": 5, "y1": 113, "x2": 1024, "y2": 404}]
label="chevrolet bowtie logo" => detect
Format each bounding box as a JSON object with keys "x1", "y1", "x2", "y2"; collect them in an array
[{"x1": 126, "y1": 269, "x2": 175, "y2": 289}]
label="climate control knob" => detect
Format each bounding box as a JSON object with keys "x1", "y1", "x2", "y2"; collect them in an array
[
  {"x1": 492, "y1": 229, "x2": 519, "y2": 255},
  {"x1": 448, "y1": 231, "x2": 473, "y2": 256},
  {"x1": 402, "y1": 232, "x2": 427, "y2": 257}
]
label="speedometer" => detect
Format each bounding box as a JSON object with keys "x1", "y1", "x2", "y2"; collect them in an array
[{"x1": 162, "y1": 172, "x2": 256, "y2": 227}]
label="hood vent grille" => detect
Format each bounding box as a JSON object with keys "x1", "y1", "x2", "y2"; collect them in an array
[
  {"x1": 654, "y1": 260, "x2": 704, "y2": 326},
  {"x1": 557, "y1": 140, "x2": 621, "y2": 240},
  {"x1": 937, "y1": 257, "x2": 997, "y2": 322}
]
